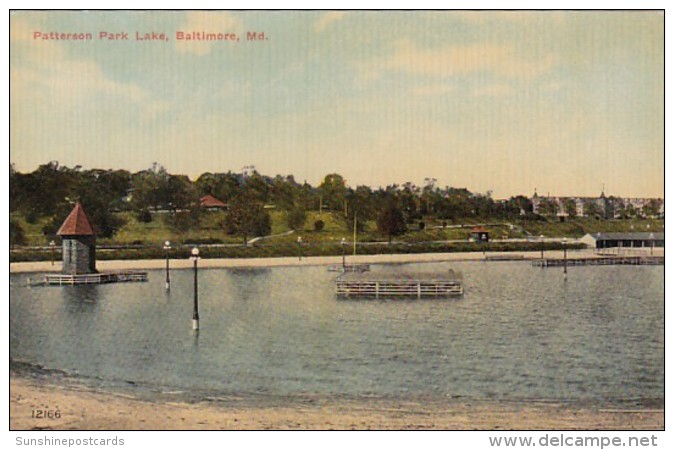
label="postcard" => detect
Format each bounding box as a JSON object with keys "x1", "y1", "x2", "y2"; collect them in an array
[{"x1": 9, "y1": 9, "x2": 664, "y2": 439}]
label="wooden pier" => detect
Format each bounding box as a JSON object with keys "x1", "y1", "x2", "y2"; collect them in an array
[
  {"x1": 532, "y1": 256, "x2": 664, "y2": 268},
  {"x1": 44, "y1": 271, "x2": 148, "y2": 285},
  {"x1": 335, "y1": 270, "x2": 463, "y2": 299}
]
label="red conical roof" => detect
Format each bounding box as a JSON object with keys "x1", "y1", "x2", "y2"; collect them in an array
[{"x1": 56, "y1": 202, "x2": 96, "y2": 236}]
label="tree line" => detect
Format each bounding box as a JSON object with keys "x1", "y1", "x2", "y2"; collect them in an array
[{"x1": 10, "y1": 161, "x2": 539, "y2": 244}]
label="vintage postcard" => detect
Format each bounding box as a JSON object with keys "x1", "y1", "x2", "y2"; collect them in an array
[{"x1": 8, "y1": 9, "x2": 664, "y2": 440}]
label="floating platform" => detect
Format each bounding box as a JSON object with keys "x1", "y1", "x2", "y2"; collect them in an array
[
  {"x1": 335, "y1": 270, "x2": 463, "y2": 298},
  {"x1": 327, "y1": 263, "x2": 371, "y2": 273},
  {"x1": 532, "y1": 256, "x2": 664, "y2": 267},
  {"x1": 44, "y1": 271, "x2": 148, "y2": 285}
]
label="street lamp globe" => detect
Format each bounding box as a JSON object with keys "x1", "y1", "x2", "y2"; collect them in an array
[{"x1": 191, "y1": 247, "x2": 200, "y2": 258}]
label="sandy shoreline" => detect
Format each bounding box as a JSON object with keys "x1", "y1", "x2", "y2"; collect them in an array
[
  {"x1": 10, "y1": 248, "x2": 648, "y2": 273},
  {"x1": 9, "y1": 375, "x2": 664, "y2": 430}
]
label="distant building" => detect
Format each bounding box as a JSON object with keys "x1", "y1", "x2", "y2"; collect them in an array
[
  {"x1": 530, "y1": 190, "x2": 663, "y2": 219},
  {"x1": 199, "y1": 194, "x2": 227, "y2": 210},
  {"x1": 56, "y1": 202, "x2": 97, "y2": 274},
  {"x1": 470, "y1": 226, "x2": 490, "y2": 243},
  {"x1": 580, "y1": 232, "x2": 664, "y2": 249}
]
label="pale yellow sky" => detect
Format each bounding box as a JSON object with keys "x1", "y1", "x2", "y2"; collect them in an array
[{"x1": 10, "y1": 11, "x2": 664, "y2": 198}]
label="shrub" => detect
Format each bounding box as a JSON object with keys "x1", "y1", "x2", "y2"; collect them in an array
[
  {"x1": 135, "y1": 208, "x2": 153, "y2": 223},
  {"x1": 314, "y1": 220, "x2": 325, "y2": 232},
  {"x1": 183, "y1": 237, "x2": 223, "y2": 245}
]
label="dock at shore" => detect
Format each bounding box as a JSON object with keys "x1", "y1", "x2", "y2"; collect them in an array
[{"x1": 533, "y1": 255, "x2": 664, "y2": 267}]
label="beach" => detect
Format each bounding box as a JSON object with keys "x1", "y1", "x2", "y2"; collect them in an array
[{"x1": 10, "y1": 376, "x2": 664, "y2": 430}]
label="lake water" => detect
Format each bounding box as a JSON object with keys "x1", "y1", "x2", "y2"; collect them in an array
[{"x1": 10, "y1": 262, "x2": 664, "y2": 405}]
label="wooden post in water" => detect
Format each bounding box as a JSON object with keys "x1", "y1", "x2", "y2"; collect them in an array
[{"x1": 191, "y1": 247, "x2": 200, "y2": 330}]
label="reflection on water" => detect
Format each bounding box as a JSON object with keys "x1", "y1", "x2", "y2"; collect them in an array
[{"x1": 10, "y1": 262, "x2": 664, "y2": 403}]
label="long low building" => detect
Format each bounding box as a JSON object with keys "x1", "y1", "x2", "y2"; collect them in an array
[{"x1": 580, "y1": 232, "x2": 664, "y2": 249}]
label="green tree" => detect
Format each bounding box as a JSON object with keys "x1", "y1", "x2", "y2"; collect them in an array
[
  {"x1": 562, "y1": 199, "x2": 577, "y2": 218},
  {"x1": 583, "y1": 200, "x2": 603, "y2": 219},
  {"x1": 224, "y1": 195, "x2": 271, "y2": 245},
  {"x1": 439, "y1": 188, "x2": 472, "y2": 220},
  {"x1": 17, "y1": 161, "x2": 79, "y2": 220},
  {"x1": 298, "y1": 181, "x2": 319, "y2": 211},
  {"x1": 195, "y1": 171, "x2": 242, "y2": 203},
  {"x1": 344, "y1": 185, "x2": 374, "y2": 232},
  {"x1": 605, "y1": 196, "x2": 623, "y2": 219},
  {"x1": 270, "y1": 175, "x2": 301, "y2": 211},
  {"x1": 9, "y1": 164, "x2": 20, "y2": 212},
  {"x1": 398, "y1": 182, "x2": 421, "y2": 223},
  {"x1": 10, "y1": 219, "x2": 26, "y2": 247},
  {"x1": 243, "y1": 171, "x2": 271, "y2": 204},
  {"x1": 538, "y1": 198, "x2": 559, "y2": 216},
  {"x1": 319, "y1": 173, "x2": 348, "y2": 213},
  {"x1": 507, "y1": 195, "x2": 533, "y2": 217},
  {"x1": 34, "y1": 166, "x2": 129, "y2": 239},
  {"x1": 377, "y1": 203, "x2": 406, "y2": 243},
  {"x1": 167, "y1": 174, "x2": 199, "y2": 211},
  {"x1": 131, "y1": 163, "x2": 170, "y2": 211},
  {"x1": 420, "y1": 178, "x2": 439, "y2": 215}
]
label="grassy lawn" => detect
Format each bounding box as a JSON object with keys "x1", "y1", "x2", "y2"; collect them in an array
[{"x1": 11, "y1": 210, "x2": 664, "y2": 254}]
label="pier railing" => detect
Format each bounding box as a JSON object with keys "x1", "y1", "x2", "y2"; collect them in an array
[
  {"x1": 44, "y1": 271, "x2": 148, "y2": 285},
  {"x1": 533, "y1": 256, "x2": 663, "y2": 267}
]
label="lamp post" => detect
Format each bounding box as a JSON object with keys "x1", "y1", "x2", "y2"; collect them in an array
[
  {"x1": 163, "y1": 240, "x2": 171, "y2": 290},
  {"x1": 297, "y1": 236, "x2": 302, "y2": 261},
  {"x1": 191, "y1": 247, "x2": 200, "y2": 331},
  {"x1": 562, "y1": 237, "x2": 568, "y2": 281},
  {"x1": 540, "y1": 235, "x2": 545, "y2": 260},
  {"x1": 340, "y1": 237, "x2": 346, "y2": 268},
  {"x1": 49, "y1": 240, "x2": 56, "y2": 266}
]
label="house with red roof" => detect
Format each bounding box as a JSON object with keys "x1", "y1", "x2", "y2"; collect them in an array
[
  {"x1": 199, "y1": 194, "x2": 227, "y2": 210},
  {"x1": 469, "y1": 226, "x2": 490, "y2": 243},
  {"x1": 56, "y1": 202, "x2": 97, "y2": 274}
]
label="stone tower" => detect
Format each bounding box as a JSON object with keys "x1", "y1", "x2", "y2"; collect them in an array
[{"x1": 56, "y1": 202, "x2": 97, "y2": 274}]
